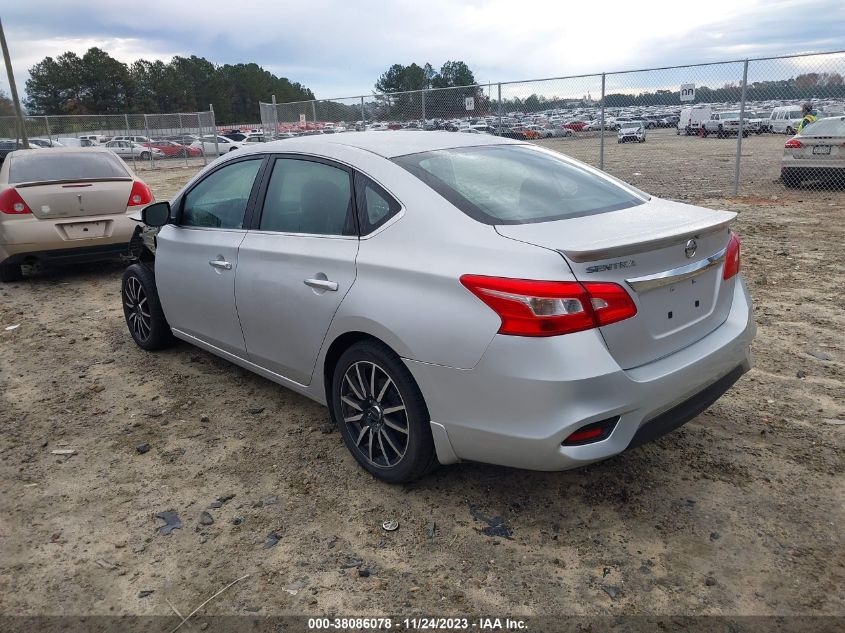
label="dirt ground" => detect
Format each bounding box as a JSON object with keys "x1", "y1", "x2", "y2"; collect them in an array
[{"x1": 0, "y1": 138, "x2": 843, "y2": 623}]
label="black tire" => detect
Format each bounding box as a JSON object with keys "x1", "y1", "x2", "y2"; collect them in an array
[
  {"x1": 330, "y1": 340, "x2": 437, "y2": 483},
  {"x1": 742, "y1": 130, "x2": 749, "y2": 138},
  {"x1": 180, "y1": 148, "x2": 188, "y2": 158},
  {"x1": 121, "y1": 263, "x2": 175, "y2": 351},
  {"x1": 140, "y1": 151, "x2": 150, "y2": 160},
  {"x1": 0, "y1": 262, "x2": 23, "y2": 282}
]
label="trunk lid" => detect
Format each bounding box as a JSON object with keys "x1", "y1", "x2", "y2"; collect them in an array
[
  {"x1": 789, "y1": 134, "x2": 844, "y2": 162},
  {"x1": 496, "y1": 197, "x2": 738, "y2": 369},
  {"x1": 17, "y1": 179, "x2": 134, "y2": 220}
]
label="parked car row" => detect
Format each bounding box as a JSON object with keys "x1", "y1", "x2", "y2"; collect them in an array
[
  {"x1": 0, "y1": 132, "x2": 269, "y2": 163},
  {"x1": 677, "y1": 103, "x2": 844, "y2": 137}
]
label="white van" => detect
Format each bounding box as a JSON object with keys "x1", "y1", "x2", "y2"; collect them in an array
[
  {"x1": 78, "y1": 134, "x2": 107, "y2": 145},
  {"x1": 768, "y1": 106, "x2": 805, "y2": 135},
  {"x1": 54, "y1": 137, "x2": 95, "y2": 147},
  {"x1": 677, "y1": 105, "x2": 712, "y2": 135}
]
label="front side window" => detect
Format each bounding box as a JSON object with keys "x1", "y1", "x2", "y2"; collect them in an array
[
  {"x1": 394, "y1": 144, "x2": 646, "y2": 225},
  {"x1": 259, "y1": 158, "x2": 354, "y2": 235},
  {"x1": 181, "y1": 159, "x2": 262, "y2": 229}
]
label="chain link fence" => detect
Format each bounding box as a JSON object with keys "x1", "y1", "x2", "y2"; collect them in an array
[
  {"x1": 260, "y1": 51, "x2": 845, "y2": 197},
  {"x1": 0, "y1": 110, "x2": 220, "y2": 171}
]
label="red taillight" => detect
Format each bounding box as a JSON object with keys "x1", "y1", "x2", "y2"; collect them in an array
[
  {"x1": 784, "y1": 138, "x2": 802, "y2": 149},
  {"x1": 723, "y1": 232, "x2": 741, "y2": 280},
  {"x1": 127, "y1": 180, "x2": 154, "y2": 207},
  {"x1": 562, "y1": 417, "x2": 619, "y2": 445},
  {"x1": 564, "y1": 427, "x2": 604, "y2": 443},
  {"x1": 0, "y1": 188, "x2": 32, "y2": 214},
  {"x1": 583, "y1": 282, "x2": 639, "y2": 327},
  {"x1": 460, "y1": 275, "x2": 637, "y2": 337}
]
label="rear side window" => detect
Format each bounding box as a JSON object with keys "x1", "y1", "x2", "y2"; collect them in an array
[
  {"x1": 181, "y1": 159, "x2": 262, "y2": 229},
  {"x1": 354, "y1": 173, "x2": 400, "y2": 234},
  {"x1": 9, "y1": 152, "x2": 129, "y2": 184},
  {"x1": 394, "y1": 144, "x2": 645, "y2": 225},
  {"x1": 259, "y1": 158, "x2": 354, "y2": 235}
]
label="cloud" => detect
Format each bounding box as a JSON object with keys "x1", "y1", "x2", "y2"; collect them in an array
[{"x1": 1, "y1": 0, "x2": 843, "y2": 103}]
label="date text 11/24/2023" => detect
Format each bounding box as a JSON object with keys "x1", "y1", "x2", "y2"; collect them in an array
[{"x1": 307, "y1": 617, "x2": 528, "y2": 630}]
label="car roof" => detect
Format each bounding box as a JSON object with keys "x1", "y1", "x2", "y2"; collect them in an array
[
  {"x1": 10, "y1": 146, "x2": 115, "y2": 155},
  {"x1": 252, "y1": 130, "x2": 518, "y2": 158}
]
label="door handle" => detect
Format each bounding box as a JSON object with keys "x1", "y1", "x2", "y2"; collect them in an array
[
  {"x1": 209, "y1": 259, "x2": 233, "y2": 270},
  {"x1": 304, "y1": 278, "x2": 339, "y2": 292}
]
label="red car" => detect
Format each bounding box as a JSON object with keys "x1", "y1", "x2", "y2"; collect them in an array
[
  {"x1": 143, "y1": 140, "x2": 202, "y2": 158},
  {"x1": 563, "y1": 120, "x2": 589, "y2": 131}
]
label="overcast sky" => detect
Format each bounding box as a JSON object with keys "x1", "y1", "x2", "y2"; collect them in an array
[{"x1": 2, "y1": 0, "x2": 844, "y2": 102}]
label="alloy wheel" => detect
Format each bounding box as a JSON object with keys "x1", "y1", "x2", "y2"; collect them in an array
[
  {"x1": 339, "y1": 361, "x2": 409, "y2": 468},
  {"x1": 124, "y1": 276, "x2": 151, "y2": 341}
]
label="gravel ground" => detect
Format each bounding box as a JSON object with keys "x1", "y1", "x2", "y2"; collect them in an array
[{"x1": 0, "y1": 139, "x2": 843, "y2": 621}]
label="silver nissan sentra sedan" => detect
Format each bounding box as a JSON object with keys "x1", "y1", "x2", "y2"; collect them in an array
[{"x1": 123, "y1": 131, "x2": 755, "y2": 483}]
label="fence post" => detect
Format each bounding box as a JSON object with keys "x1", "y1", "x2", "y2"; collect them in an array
[
  {"x1": 497, "y1": 83, "x2": 502, "y2": 130},
  {"x1": 178, "y1": 113, "x2": 188, "y2": 167},
  {"x1": 143, "y1": 114, "x2": 154, "y2": 168},
  {"x1": 271, "y1": 94, "x2": 278, "y2": 138},
  {"x1": 209, "y1": 104, "x2": 219, "y2": 158},
  {"x1": 599, "y1": 73, "x2": 606, "y2": 171},
  {"x1": 421, "y1": 89, "x2": 426, "y2": 122},
  {"x1": 125, "y1": 113, "x2": 137, "y2": 171},
  {"x1": 360, "y1": 96, "x2": 365, "y2": 129},
  {"x1": 199, "y1": 112, "x2": 207, "y2": 166},
  {"x1": 733, "y1": 60, "x2": 749, "y2": 197},
  {"x1": 44, "y1": 115, "x2": 51, "y2": 144},
  {"x1": 311, "y1": 100, "x2": 317, "y2": 127}
]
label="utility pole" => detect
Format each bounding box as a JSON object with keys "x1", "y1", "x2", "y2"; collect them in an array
[{"x1": 0, "y1": 18, "x2": 29, "y2": 148}]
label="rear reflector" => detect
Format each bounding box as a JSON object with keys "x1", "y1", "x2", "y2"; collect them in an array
[
  {"x1": 562, "y1": 417, "x2": 619, "y2": 446},
  {"x1": 0, "y1": 188, "x2": 32, "y2": 214},
  {"x1": 784, "y1": 139, "x2": 802, "y2": 149},
  {"x1": 460, "y1": 275, "x2": 636, "y2": 337},
  {"x1": 723, "y1": 232, "x2": 741, "y2": 280},
  {"x1": 127, "y1": 180, "x2": 154, "y2": 207}
]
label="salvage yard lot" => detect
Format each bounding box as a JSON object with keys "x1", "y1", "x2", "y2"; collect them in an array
[{"x1": 0, "y1": 135, "x2": 843, "y2": 619}]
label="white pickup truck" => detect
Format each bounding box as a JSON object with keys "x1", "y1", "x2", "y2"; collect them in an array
[{"x1": 701, "y1": 112, "x2": 753, "y2": 138}]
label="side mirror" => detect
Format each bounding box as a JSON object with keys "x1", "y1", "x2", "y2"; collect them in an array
[{"x1": 142, "y1": 201, "x2": 171, "y2": 227}]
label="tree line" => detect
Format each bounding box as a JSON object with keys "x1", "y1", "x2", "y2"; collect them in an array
[
  {"x1": 24, "y1": 48, "x2": 314, "y2": 123},
  {"x1": 0, "y1": 90, "x2": 14, "y2": 117},
  {"x1": 19, "y1": 47, "x2": 842, "y2": 127},
  {"x1": 502, "y1": 73, "x2": 845, "y2": 111}
]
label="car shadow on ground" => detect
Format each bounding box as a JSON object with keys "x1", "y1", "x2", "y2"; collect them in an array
[{"x1": 14, "y1": 259, "x2": 128, "y2": 284}]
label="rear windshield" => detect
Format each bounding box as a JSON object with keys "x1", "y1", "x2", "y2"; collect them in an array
[
  {"x1": 9, "y1": 152, "x2": 129, "y2": 184},
  {"x1": 799, "y1": 117, "x2": 845, "y2": 136},
  {"x1": 393, "y1": 144, "x2": 646, "y2": 224}
]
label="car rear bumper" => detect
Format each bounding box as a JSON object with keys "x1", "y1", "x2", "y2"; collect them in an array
[
  {"x1": 0, "y1": 212, "x2": 135, "y2": 266},
  {"x1": 781, "y1": 163, "x2": 845, "y2": 179},
  {"x1": 406, "y1": 277, "x2": 755, "y2": 471}
]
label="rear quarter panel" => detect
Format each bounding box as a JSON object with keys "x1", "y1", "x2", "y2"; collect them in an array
[{"x1": 317, "y1": 152, "x2": 574, "y2": 371}]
